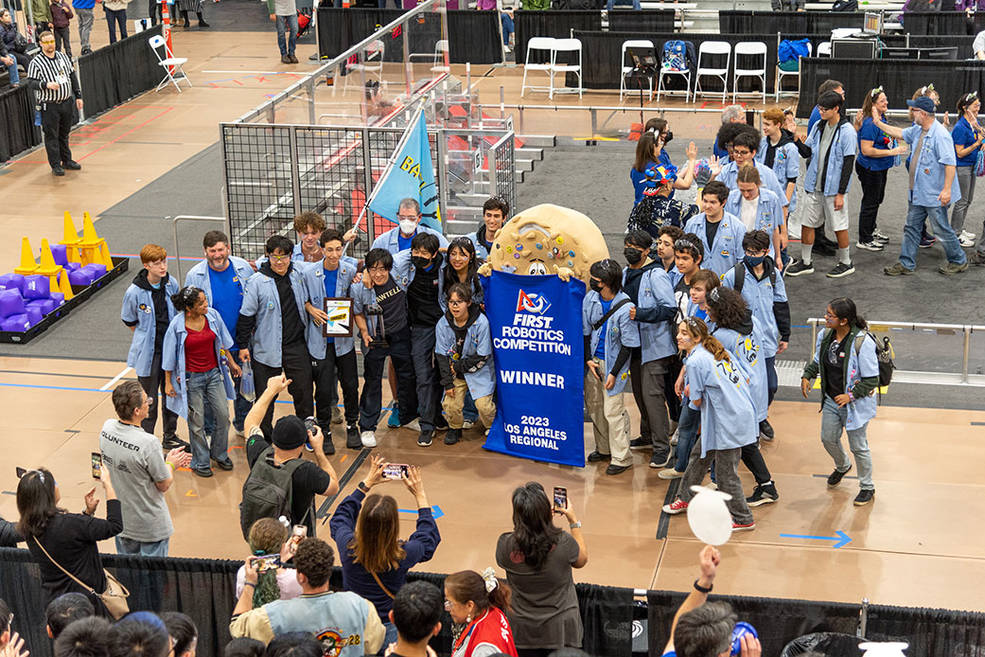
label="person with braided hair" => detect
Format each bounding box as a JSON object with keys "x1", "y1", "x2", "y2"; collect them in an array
[
  {"x1": 235, "y1": 519, "x2": 302, "y2": 606},
  {"x1": 445, "y1": 569, "x2": 517, "y2": 657},
  {"x1": 662, "y1": 317, "x2": 758, "y2": 531}
]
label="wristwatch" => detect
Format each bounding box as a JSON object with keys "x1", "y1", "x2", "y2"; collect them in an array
[
  {"x1": 569, "y1": 521, "x2": 582, "y2": 529},
  {"x1": 357, "y1": 481, "x2": 370, "y2": 493}
]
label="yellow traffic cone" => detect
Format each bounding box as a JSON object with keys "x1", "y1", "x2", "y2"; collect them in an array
[
  {"x1": 59, "y1": 211, "x2": 81, "y2": 263},
  {"x1": 79, "y1": 212, "x2": 113, "y2": 268},
  {"x1": 57, "y1": 269, "x2": 75, "y2": 300},
  {"x1": 13, "y1": 237, "x2": 38, "y2": 275},
  {"x1": 36, "y1": 239, "x2": 64, "y2": 294}
]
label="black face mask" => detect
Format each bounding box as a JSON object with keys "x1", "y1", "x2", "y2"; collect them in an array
[
  {"x1": 662, "y1": 131, "x2": 674, "y2": 145},
  {"x1": 589, "y1": 279, "x2": 602, "y2": 292},
  {"x1": 411, "y1": 256, "x2": 431, "y2": 270},
  {"x1": 623, "y1": 247, "x2": 644, "y2": 265}
]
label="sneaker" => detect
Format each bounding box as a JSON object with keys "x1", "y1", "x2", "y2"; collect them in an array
[
  {"x1": 360, "y1": 430, "x2": 377, "y2": 448},
  {"x1": 332, "y1": 406, "x2": 343, "y2": 424},
  {"x1": 872, "y1": 229, "x2": 890, "y2": 243},
  {"x1": 462, "y1": 419, "x2": 475, "y2": 430},
  {"x1": 854, "y1": 489, "x2": 876, "y2": 506},
  {"x1": 309, "y1": 52, "x2": 320, "y2": 60},
  {"x1": 387, "y1": 406, "x2": 401, "y2": 428},
  {"x1": 662, "y1": 499, "x2": 688, "y2": 514},
  {"x1": 346, "y1": 425, "x2": 361, "y2": 450},
  {"x1": 629, "y1": 437, "x2": 650, "y2": 450},
  {"x1": 658, "y1": 468, "x2": 685, "y2": 480},
  {"x1": 290, "y1": 54, "x2": 299, "y2": 64},
  {"x1": 504, "y1": 44, "x2": 512, "y2": 53},
  {"x1": 784, "y1": 259, "x2": 814, "y2": 277},
  {"x1": 444, "y1": 428, "x2": 461, "y2": 445},
  {"x1": 732, "y1": 520, "x2": 756, "y2": 531},
  {"x1": 162, "y1": 436, "x2": 191, "y2": 452},
  {"x1": 650, "y1": 448, "x2": 672, "y2": 468},
  {"x1": 919, "y1": 236, "x2": 936, "y2": 248},
  {"x1": 856, "y1": 240, "x2": 884, "y2": 252},
  {"x1": 52, "y1": 166, "x2": 65, "y2": 177},
  {"x1": 961, "y1": 230, "x2": 977, "y2": 240},
  {"x1": 938, "y1": 261, "x2": 969, "y2": 275},
  {"x1": 759, "y1": 419, "x2": 775, "y2": 442},
  {"x1": 884, "y1": 262, "x2": 914, "y2": 276},
  {"x1": 706, "y1": 482, "x2": 718, "y2": 491},
  {"x1": 746, "y1": 483, "x2": 779, "y2": 507},
  {"x1": 826, "y1": 262, "x2": 855, "y2": 278},
  {"x1": 586, "y1": 450, "x2": 610, "y2": 462},
  {"x1": 827, "y1": 465, "x2": 852, "y2": 487},
  {"x1": 198, "y1": 18, "x2": 210, "y2": 26},
  {"x1": 959, "y1": 235, "x2": 975, "y2": 248},
  {"x1": 62, "y1": 160, "x2": 81, "y2": 170},
  {"x1": 417, "y1": 430, "x2": 433, "y2": 447},
  {"x1": 322, "y1": 437, "x2": 336, "y2": 456},
  {"x1": 212, "y1": 457, "x2": 234, "y2": 471},
  {"x1": 971, "y1": 251, "x2": 985, "y2": 266},
  {"x1": 606, "y1": 463, "x2": 631, "y2": 475},
  {"x1": 193, "y1": 467, "x2": 213, "y2": 478}
]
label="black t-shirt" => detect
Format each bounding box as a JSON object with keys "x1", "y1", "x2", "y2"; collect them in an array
[
  {"x1": 374, "y1": 277, "x2": 408, "y2": 336},
  {"x1": 407, "y1": 263, "x2": 442, "y2": 327},
  {"x1": 151, "y1": 283, "x2": 169, "y2": 353},
  {"x1": 824, "y1": 337, "x2": 846, "y2": 401},
  {"x1": 673, "y1": 276, "x2": 691, "y2": 324},
  {"x1": 705, "y1": 219, "x2": 721, "y2": 251},
  {"x1": 273, "y1": 268, "x2": 305, "y2": 347},
  {"x1": 245, "y1": 428, "x2": 332, "y2": 535}
]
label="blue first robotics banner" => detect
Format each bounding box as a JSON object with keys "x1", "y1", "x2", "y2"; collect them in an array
[{"x1": 483, "y1": 270, "x2": 586, "y2": 467}]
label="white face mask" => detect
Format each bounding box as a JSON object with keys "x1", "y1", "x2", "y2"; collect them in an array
[{"x1": 399, "y1": 219, "x2": 418, "y2": 235}]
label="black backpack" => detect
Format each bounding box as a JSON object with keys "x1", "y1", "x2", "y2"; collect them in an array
[
  {"x1": 731, "y1": 262, "x2": 776, "y2": 293},
  {"x1": 852, "y1": 331, "x2": 895, "y2": 390},
  {"x1": 239, "y1": 446, "x2": 307, "y2": 540},
  {"x1": 831, "y1": 0, "x2": 859, "y2": 10}
]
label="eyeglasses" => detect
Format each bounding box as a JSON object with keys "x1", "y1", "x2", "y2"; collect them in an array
[
  {"x1": 269, "y1": 254, "x2": 291, "y2": 262},
  {"x1": 397, "y1": 214, "x2": 419, "y2": 221},
  {"x1": 448, "y1": 299, "x2": 467, "y2": 306}
]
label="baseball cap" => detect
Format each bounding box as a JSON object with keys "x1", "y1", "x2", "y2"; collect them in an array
[
  {"x1": 272, "y1": 416, "x2": 307, "y2": 450},
  {"x1": 906, "y1": 95, "x2": 936, "y2": 114}
]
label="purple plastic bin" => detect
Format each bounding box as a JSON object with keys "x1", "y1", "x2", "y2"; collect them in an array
[
  {"x1": 64, "y1": 262, "x2": 82, "y2": 272},
  {"x1": 0, "y1": 273, "x2": 26, "y2": 294},
  {"x1": 82, "y1": 263, "x2": 108, "y2": 279},
  {"x1": 0, "y1": 289, "x2": 26, "y2": 318},
  {"x1": 69, "y1": 269, "x2": 96, "y2": 286},
  {"x1": 50, "y1": 292, "x2": 65, "y2": 305},
  {"x1": 23, "y1": 275, "x2": 50, "y2": 299},
  {"x1": 51, "y1": 244, "x2": 69, "y2": 266},
  {"x1": 0, "y1": 313, "x2": 31, "y2": 332},
  {"x1": 26, "y1": 305, "x2": 43, "y2": 325},
  {"x1": 27, "y1": 298, "x2": 58, "y2": 315}
]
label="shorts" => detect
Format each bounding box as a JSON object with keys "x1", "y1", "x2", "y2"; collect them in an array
[{"x1": 801, "y1": 190, "x2": 849, "y2": 232}]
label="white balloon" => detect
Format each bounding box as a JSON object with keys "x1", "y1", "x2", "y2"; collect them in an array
[
  {"x1": 859, "y1": 643, "x2": 908, "y2": 657},
  {"x1": 686, "y1": 486, "x2": 734, "y2": 546}
]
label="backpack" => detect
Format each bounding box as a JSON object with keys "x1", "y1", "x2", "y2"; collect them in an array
[
  {"x1": 731, "y1": 261, "x2": 776, "y2": 294},
  {"x1": 831, "y1": 0, "x2": 858, "y2": 10},
  {"x1": 852, "y1": 331, "x2": 895, "y2": 391},
  {"x1": 661, "y1": 40, "x2": 695, "y2": 72},
  {"x1": 239, "y1": 446, "x2": 308, "y2": 540}
]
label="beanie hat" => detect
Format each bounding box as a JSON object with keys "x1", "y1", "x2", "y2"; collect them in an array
[{"x1": 272, "y1": 416, "x2": 307, "y2": 450}]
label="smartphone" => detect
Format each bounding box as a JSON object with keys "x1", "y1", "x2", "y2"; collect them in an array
[
  {"x1": 288, "y1": 524, "x2": 307, "y2": 552},
  {"x1": 15, "y1": 466, "x2": 26, "y2": 479},
  {"x1": 91, "y1": 453, "x2": 102, "y2": 479},
  {"x1": 382, "y1": 463, "x2": 410, "y2": 480},
  {"x1": 253, "y1": 554, "x2": 281, "y2": 573},
  {"x1": 553, "y1": 486, "x2": 567, "y2": 511},
  {"x1": 304, "y1": 416, "x2": 317, "y2": 434}
]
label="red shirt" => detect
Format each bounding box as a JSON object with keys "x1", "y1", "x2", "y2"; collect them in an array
[
  {"x1": 453, "y1": 607, "x2": 518, "y2": 657},
  {"x1": 185, "y1": 319, "x2": 219, "y2": 373}
]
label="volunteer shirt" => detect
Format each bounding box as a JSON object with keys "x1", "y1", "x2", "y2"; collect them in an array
[
  {"x1": 951, "y1": 116, "x2": 980, "y2": 168},
  {"x1": 98, "y1": 419, "x2": 174, "y2": 543},
  {"x1": 208, "y1": 265, "x2": 244, "y2": 349},
  {"x1": 856, "y1": 116, "x2": 895, "y2": 171},
  {"x1": 322, "y1": 267, "x2": 338, "y2": 344},
  {"x1": 594, "y1": 297, "x2": 612, "y2": 360}
]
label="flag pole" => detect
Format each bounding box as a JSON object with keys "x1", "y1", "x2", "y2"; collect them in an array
[{"x1": 343, "y1": 101, "x2": 428, "y2": 256}]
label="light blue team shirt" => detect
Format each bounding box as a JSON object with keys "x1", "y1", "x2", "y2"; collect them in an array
[
  {"x1": 160, "y1": 308, "x2": 236, "y2": 419},
  {"x1": 582, "y1": 290, "x2": 640, "y2": 396},
  {"x1": 121, "y1": 276, "x2": 179, "y2": 377},
  {"x1": 720, "y1": 263, "x2": 787, "y2": 358},
  {"x1": 902, "y1": 121, "x2": 962, "y2": 208},
  {"x1": 717, "y1": 161, "x2": 790, "y2": 208},
  {"x1": 632, "y1": 266, "x2": 677, "y2": 364},
  {"x1": 682, "y1": 212, "x2": 748, "y2": 277},
  {"x1": 809, "y1": 329, "x2": 879, "y2": 430},
  {"x1": 802, "y1": 120, "x2": 858, "y2": 197},
  {"x1": 756, "y1": 136, "x2": 800, "y2": 215},
  {"x1": 371, "y1": 225, "x2": 449, "y2": 254},
  {"x1": 434, "y1": 312, "x2": 496, "y2": 399},
  {"x1": 712, "y1": 319, "x2": 768, "y2": 422},
  {"x1": 684, "y1": 343, "x2": 758, "y2": 456}
]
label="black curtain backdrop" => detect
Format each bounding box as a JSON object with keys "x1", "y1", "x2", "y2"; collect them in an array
[
  {"x1": 720, "y1": 9, "x2": 985, "y2": 36},
  {"x1": 78, "y1": 24, "x2": 165, "y2": 118},
  {"x1": 901, "y1": 10, "x2": 985, "y2": 35},
  {"x1": 0, "y1": 84, "x2": 41, "y2": 162},
  {"x1": 646, "y1": 591, "x2": 860, "y2": 657},
  {"x1": 864, "y1": 603, "x2": 985, "y2": 657},
  {"x1": 797, "y1": 57, "x2": 985, "y2": 116},
  {"x1": 607, "y1": 9, "x2": 674, "y2": 33},
  {"x1": 514, "y1": 9, "x2": 602, "y2": 62},
  {"x1": 316, "y1": 8, "x2": 501, "y2": 64}
]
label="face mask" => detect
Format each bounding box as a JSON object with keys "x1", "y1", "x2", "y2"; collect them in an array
[
  {"x1": 662, "y1": 131, "x2": 674, "y2": 145},
  {"x1": 589, "y1": 279, "x2": 602, "y2": 292},
  {"x1": 623, "y1": 248, "x2": 644, "y2": 265},
  {"x1": 399, "y1": 219, "x2": 417, "y2": 235},
  {"x1": 744, "y1": 255, "x2": 766, "y2": 267},
  {"x1": 411, "y1": 256, "x2": 431, "y2": 270}
]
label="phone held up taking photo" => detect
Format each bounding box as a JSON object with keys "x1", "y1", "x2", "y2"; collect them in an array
[
  {"x1": 553, "y1": 486, "x2": 567, "y2": 511},
  {"x1": 91, "y1": 453, "x2": 102, "y2": 479},
  {"x1": 383, "y1": 464, "x2": 410, "y2": 480}
]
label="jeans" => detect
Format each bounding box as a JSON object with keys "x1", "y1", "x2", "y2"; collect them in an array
[
  {"x1": 500, "y1": 12, "x2": 514, "y2": 45},
  {"x1": 104, "y1": 7, "x2": 128, "y2": 43},
  {"x1": 139, "y1": 350, "x2": 179, "y2": 443},
  {"x1": 77, "y1": 7, "x2": 94, "y2": 51},
  {"x1": 410, "y1": 325, "x2": 443, "y2": 432},
  {"x1": 607, "y1": 0, "x2": 641, "y2": 8},
  {"x1": 313, "y1": 344, "x2": 359, "y2": 430},
  {"x1": 765, "y1": 356, "x2": 777, "y2": 405},
  {"x1": 360, "y1": 327, "x2": 418, "y2": 431},
  {"x1": 855, "y1": 163, "x2": 887, "y2": 244},
  {"x1": 275, "y1": 13, "x2": 298, "y2": 56},
  {"x1": 678, "y1": 439, "x2": 754, "y2": 525},
  {"x1": 116, "y1": 536, "x2": 170, "y2": 557},
  {"x1": 251, "y1": 340, "x2": 314, "y2": 439},
  {"x1": 820, "y1": 396, "x2": 874, "y2": 490},
  {"x1": 673, "y1": 400, "x2": 700, "y2": 472},
  {"x1": 205, "y1": 350, "x2": 250, "y2": 435},
  {"x1": 899, "y1": 202, "x2": 966, "y2": 270},
  {"x1": 952, "y1": 166, "x2": 975, "y2": 234},
  {"x1": 3, "y1": 57, "x2": 18, "y2": 85},
  {"x1": 186, "y1": 369, "x2": 230, "y2": 471},
  {"x1": 379, "y1": 622, "x2": 398, "y2": 654}
]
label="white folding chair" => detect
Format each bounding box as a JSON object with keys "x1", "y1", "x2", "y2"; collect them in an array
[
  {"x1": 343, "y1": 39, "x2": 384, "y2": 93},
  {"x1": 149, "y1": 34, "x2": 191, "y2": 93},
  {"x1": 657, "y1": 41, "x2": 691, "y2": 103},
  {"x1": 550, "y1": 38, "x2": 583, "y2": 100},
  {"x1": 694, "y1": 40, "x2": 730, "y2": 103},
  {"x1": 817, "y1": 41, "x2": 832, "y2": 57},
  {"x1": 776, "y1": 41, "x2": 812, "y2": 101},
  {"x1": 732, "y1": 41, "x2": 767, "y2": 103},
  {"x1": 431, "y1": 39, "x2": 449, "y2": 74},
  {"x1": 520, "y1": 36, "x2": 556, "y2": 98},
  {"x1": 619, "y1": 39, "x2": 655, "y2": 102}
]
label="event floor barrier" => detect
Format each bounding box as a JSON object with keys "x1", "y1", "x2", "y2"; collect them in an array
[
  {"x1": 797, "y1": 57, "x2": 985, "y2": 116},
  {"x1": 2, "y1": 547, "x2": 983, "y2": 657},
  {"x1": 717, "y1": 10, "x2": 983, "y2": 36},
  {"x1": 0, "y1": 25, "x2": 164, "y2": 164}
]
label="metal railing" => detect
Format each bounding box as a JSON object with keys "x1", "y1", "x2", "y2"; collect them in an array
[
  {"x1": 171, "y1": 216, "x2": 228, "y2": 281},
  {"x1": 807, "y1": 318, "x2": 985, "y2": 386}
]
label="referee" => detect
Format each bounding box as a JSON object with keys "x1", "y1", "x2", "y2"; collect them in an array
[{"x1": 27, "y1": 31, "x2": 83, "y2": 177}]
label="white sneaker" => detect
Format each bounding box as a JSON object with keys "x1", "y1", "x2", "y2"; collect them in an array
[
  {"x1": 959, "y1": 235, "x2": 975, "y2": 248},
  {"x1": 658, "y1": 468, "x2": 684, "y2": 480},
  {"x1": 961, "y1": 230, "x2": 976, "y2": 240},
  {"x1": 462, "y1": 419, "x2": 475, "y2": 430},
  {"x1": 360, "y1": 431, "x2": 377, "y2": 447}
]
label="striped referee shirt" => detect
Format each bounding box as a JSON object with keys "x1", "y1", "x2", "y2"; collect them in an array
[{"x1": 27, "y1": 50, "x2": 82, "y2": 104}]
